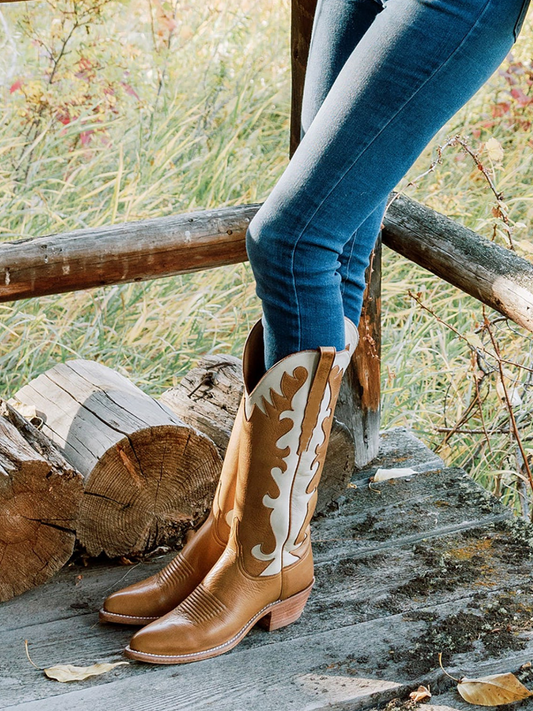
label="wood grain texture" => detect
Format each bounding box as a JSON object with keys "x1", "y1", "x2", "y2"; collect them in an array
[
  {"x1": 160, "y1": 355, "x2": 244, "y2": 458},
  {"x1": 0, "y1": 400, "x2": 82, "y2": 601},
  {"x1": 337, "y1": 233, "x2": 382, "y2": 470},
  {"x1": 11, "y1": 360, "x2": 222, "y2": 557},
  {"x1": 383, "y1": 191, "x2": 533, "y2": 331},
  {"x1": 290, "y1": 0, "x2": 317, "y2": 156},
  {"x1": 0, "y1": 204, "x2": 256, "y2": 302},
  {"x1": 3, "y1": 428, "x2": 533, "y2": 711}
]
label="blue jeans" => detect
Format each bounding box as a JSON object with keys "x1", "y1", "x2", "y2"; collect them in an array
[{"x1": 245, "y1": 0, "x2": 531, "y2": 369}]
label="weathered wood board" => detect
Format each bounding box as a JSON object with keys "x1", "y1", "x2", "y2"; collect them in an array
[{"x1": 2, "y1": 427, "x2": 533, "y2": 711}]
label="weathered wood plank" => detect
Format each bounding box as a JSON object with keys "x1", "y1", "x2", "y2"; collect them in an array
[
  {"x1": 0, "y1": 473, "x2": 512, "y2": 638},
  {"x1": 7, "y1": 587, "x2": 533, "y2": 711},
  {"x1": 3, "y1": 427, "x2": 532, "y2": 710}
]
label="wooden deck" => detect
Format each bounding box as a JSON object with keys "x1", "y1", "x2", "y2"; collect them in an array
[{"x1": 2, "y1": 426, "x2": 533, "y2": 711}]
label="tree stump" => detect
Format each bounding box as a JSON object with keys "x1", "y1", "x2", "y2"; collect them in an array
[
  {"x1": 11, "y1": 360, "x2": 222, "y2": 558},
  {"x1": 160, "y1": 355, "x2": 356, "y2": 514},
  {"x1": 0, "y1": 400, "x2": 83, "y2": 601}
]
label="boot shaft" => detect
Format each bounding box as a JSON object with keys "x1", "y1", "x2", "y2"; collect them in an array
[{"x1": 232, "y1": 317, "x2": 359, "y2": 579}]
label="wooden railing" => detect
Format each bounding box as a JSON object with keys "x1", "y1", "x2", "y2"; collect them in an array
[{"x1": 1, "y1": 0, "x2": 531, "y2": 469}]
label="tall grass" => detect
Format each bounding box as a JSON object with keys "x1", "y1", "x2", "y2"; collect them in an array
[{"x1": 1, "y1": 0, "x2": 533, "y2": 515}]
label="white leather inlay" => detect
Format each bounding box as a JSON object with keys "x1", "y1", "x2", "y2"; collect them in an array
[
  {"x1": 244, "y1": 351, "x2": 319, "y2": 420},
  {"x1": 284, "y1": 378, "x2": 332, "y2": 562},
  {"x1": 250, "y1": 355, "x2": 316, "y2": 576}
]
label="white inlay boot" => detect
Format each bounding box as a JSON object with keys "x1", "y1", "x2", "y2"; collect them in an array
[{"x1": 125, "y1": 316, "x2": 359, "y2": 663}]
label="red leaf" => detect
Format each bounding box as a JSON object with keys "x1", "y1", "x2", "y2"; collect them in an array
[
  {"x1": 10, "y1": 79, "x2": 22, "y2": 94},
  {"x1": 56, "y1": 110, "x2": 71, "y2": 125},
  {"x1": 511, "y1": 87, "x2": 532, "y2": 105},
  {"x1": 491, "y1": 102, "x2": 511, "y2": 117},
  {"x1": 80, "y1": 130, "x2": 94, "y2": 146},
  {"x1": 121, "y1": 82, "x2": 140, "y2": 100}
]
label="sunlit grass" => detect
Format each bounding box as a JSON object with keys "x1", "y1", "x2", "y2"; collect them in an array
[{"x1": 1, "y1": 0, "x2": 533, "y2": 514}]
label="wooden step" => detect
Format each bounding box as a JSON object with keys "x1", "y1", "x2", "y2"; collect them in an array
[{"x1": 1, "y1": 427, "x2": 532, "y2": 711}]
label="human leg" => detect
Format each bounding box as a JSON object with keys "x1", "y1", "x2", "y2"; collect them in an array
[
  {"x1": 246, "y1": 0, "x2": 529, "y2": 369},
  {"x1": 301, "y1": 0, "x2": 389, "y2": 327}
]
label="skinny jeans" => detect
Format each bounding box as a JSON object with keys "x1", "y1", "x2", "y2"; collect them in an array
[{"x1": 245, "y1": 0, "x2": 531, "y2": 368}]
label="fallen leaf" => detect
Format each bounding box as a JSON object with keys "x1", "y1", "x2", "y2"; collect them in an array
[
  {"x1": 372, "y1": 467, "x2": 416, "y2": 482},
  {"x1": 44, "y1": 662, "x2": 129, "y2": 682},
  {"x1": 457, "y1": 672, "x2": 533, "y2": 706},
  {"x1": 7, "y1": 398, "x2": 38, "y2": 421},
  {"x1": 410, "y1": 685, "x2": 431, "y2": 702}
]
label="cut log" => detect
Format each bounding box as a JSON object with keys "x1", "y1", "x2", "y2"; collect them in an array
[
  {"x1": 160, "y1": 355, "x2": 356, "y2": 514},
  {"x1": 160, "y1": 355, "x2": 243, "y2": 459},
  {"x1": 0, "y1": 400, "x2": 83, "y2": 602},
  {"x1": 11, "y1": 360, "x2": 222, "y2": 558}
]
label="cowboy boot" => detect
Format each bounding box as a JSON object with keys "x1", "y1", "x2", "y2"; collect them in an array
[
  {"x1": 123, "y1": 315, "x2": 359, "y2": 662},
  {"x1": 98, "y1": 398, "x2": 243, "y2": 625}
]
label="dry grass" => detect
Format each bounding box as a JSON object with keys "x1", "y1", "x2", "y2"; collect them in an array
[{"x1": 1, "y1": 0, "x2": 533, "y2": 514}]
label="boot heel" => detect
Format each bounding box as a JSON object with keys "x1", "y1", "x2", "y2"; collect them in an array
[{"x1": 258, "y1": 580, "x2": 314, "y2": 632}]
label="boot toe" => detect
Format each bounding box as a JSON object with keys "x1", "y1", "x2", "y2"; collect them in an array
[
  {"x1": 101, "y1": 578, "x2": 163, "y2": 622},
  {"x1": 127, "y1": 615, "x2": 199, "y2": 658}
]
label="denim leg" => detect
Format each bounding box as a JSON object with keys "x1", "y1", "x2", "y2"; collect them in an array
[
  {"x1": 246, "y1": 0, "x2": 527, "y2": 369},
  {"x1": 300, "y1": 0, "x2": 384, "y2": 140},
  {"x1": 301, "y1": 0, "x2": 387, "y2": 327}
]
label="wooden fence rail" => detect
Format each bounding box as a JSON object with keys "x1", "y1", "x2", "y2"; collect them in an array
[{"x1": 2, "y1": 194, "x2": 532, "y2": 334}]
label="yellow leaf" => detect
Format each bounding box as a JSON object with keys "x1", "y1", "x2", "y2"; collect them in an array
[
  {"x1": 457, "y1": 673, "x2": 533, "y2": 706},
  {"x1": 410, "y1": 685, "x2": 431, "y2": 702},
  {"x1": 372, "y1": 467, "x2": 416, "y2": 482},
  {"x1": 485, "y1": 137, "x2": 504, "y2": 163},
  {"x1": 44, "y1": 662, "x2": 129, "y2": 682}
]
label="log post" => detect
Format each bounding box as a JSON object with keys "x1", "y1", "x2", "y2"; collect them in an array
[
  {"x1": 336, "y1": 234, "x2": 382, "y2": 468},
  {"x1": 290, "y1": 0, "x2": 318, "y2": 157},
  {"x1": 0, "y1": 401, "x2": 83, "y2": 601},
  {"x1": 160, "y1": 355, "x2": 356, "y2": 514},
  {"x1": 11, "y1": 360, "x2": 222, "y2": 558}
]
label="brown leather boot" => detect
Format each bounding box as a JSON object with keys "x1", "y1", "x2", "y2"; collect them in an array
[
  {"x1": 123, "y1": 316, "x2": 359, "y2": 661},
  {"x1": 98, "y1": 399, "x2": 243, "y2": 625}
]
